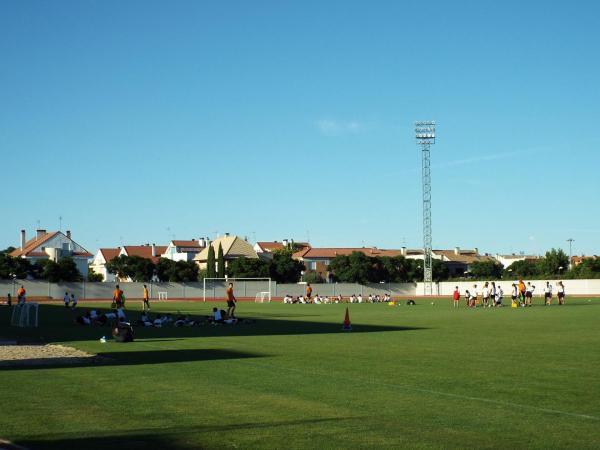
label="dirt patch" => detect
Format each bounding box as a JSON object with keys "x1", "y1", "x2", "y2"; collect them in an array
[{"x1": 0, "y1": 343, "x2": 104, "y2": 367}]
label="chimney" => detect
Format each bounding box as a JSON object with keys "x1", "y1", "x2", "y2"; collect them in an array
[
  {"x1": 20, "y1": 230, "x2": 26, "y2": 250},
  {"x1": 474, "y1": 247, "x2": 479, "y2": 255},
  {"x1": 199, "y1": 238, "x2": 206, "y2": 247},
  {"x1": 66, "y1": 230, "x2": 71, "y2": 240},
  {"x1": 151, "y1": 243, "x2": 156, "y2": 257},
  {"x1": 282, "y1": 239, "x2": 289, "y2": 247},
  {"x1": 36, "y1": 229, "x2": 46, "y2": 240},
  {"x1": 225, "y1": 232, "x2": 230, "y2": 237},
  {"x1": 454, "y1": 246, "x2": 460, "y2": 255},
  {"x1": 401, "y1": 246, "x2": 407, "y2": 256}
]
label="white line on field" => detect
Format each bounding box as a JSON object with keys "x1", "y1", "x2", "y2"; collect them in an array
[{"x1": 236, "y1": 360, "x2": 600, "y2": 421}]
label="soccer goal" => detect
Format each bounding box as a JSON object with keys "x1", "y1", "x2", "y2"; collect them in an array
[
  {"x1": 255, "y1": 291, "x2": 272, "y2": 303},
  {"x1": 202, "y1": 278, "x2": 271, "y2": 302},
  {"x1": 11, "y1": 303, "x2": 39, "y2": 328}
]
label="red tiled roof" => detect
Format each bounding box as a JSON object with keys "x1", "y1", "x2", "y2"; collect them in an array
[
  {"x1": 294, "y1": 247, "x2": 404, "y2": 259},
  {"x1": 122, "y1": 245, "x2": 168, "y2": 263},
  {"x1": 434, "y1": 250, "x2": 493, "y2": 264},
  {"x1": 256, "y1": 242, "x2": 285, "y2": 252},
  {"x1": 72, "y1": 251, "x2": 93, "y2": 258},
  {"x1": 10, "y1": 232, "x2": 59, "y2": 257},
  {"x1": 99, "y1": 248, "x2": 121, "y2": 263},
  {"x1": 172, "y1": 240, "x2": 201, "y2": 248}
]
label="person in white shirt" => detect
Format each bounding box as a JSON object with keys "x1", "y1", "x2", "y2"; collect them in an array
[
  {"x1": 471, "y1": 285, "x2": 478, "y2": 307},
  {"x1": 63, "y1": 292, "x2": 70, "y2": 308},
  {"x1": 70, "y1": 293, "x2": 78, "y2": 309},
  {"x1": 544, "y1": 282, "x2": 553, "y2": 305},
  {"x1": 482, "y1": 282, "x2": 490, "y2": 307},
  {"x1": 557, "y1": 281, "x2": 566, "y2": 305},
  {"x1": 511, "y1": 283, "x2": 519, "y2": 305},
  {"x1": 525, "y1": 282, "x2": 535, "y2": 306},
  {"x1": 495, "y1": 286, "x2": 504, "y2": 306},
  {"x1": 357, "y1": 294, "x2": 363, "y2": 303}
]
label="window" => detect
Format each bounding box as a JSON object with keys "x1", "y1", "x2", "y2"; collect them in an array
[{"x1": 309, "y1": 261, "x2": 317, "y2": 270}]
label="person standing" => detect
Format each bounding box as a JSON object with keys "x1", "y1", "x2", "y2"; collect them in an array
[
  {"x1": 16, "y1": 285, "x2": 26, "y2": 304},
  {"x1": 63, "y1": 291, "x2": 70, "y2": 308},
  {"x1": 518, "y1": 279, "x2": 527, "y2": 306},
  {"x1": 557, "y1": 281, "x2": 566, "y2": 305},
  {"x1": 142, "y1": 284, "x2": 151, "y2": 312},
  {"x1": 511, "y1": 283, "x2": 519, "y2": 307},
  {"x1": 495, "y1": 285, "x2": 504, "y2": 306},
  {"x1": 453, "y1": 286, "x2": 460, "y2": 308},
  {"x1": 544, "y1": 281, "x2": 553, "y2": 305},
  {"x1": 306, "y1": 283, "x2": 312, "y2": 302},
  {"x1": 7, "y1": 293, "x2": 12, "y2": 307},
  {"x1": 472, "y1": 284, "x2": 479, "y2": 307},
  {"x1": 226, "y1": 282, "x2": 236, "y2": 318},
  {"x1": 113, "y1": 284, "x2": 123, "y2": 308},
  {"x1": 525, "y1": 282, "x2": 535, "y2": 307},
  {"x1": 70, "y1": 293, "x2": 78, "y2": 309},
  {"x1": 482, "y1": 282, "x2": 490, "y2": 307}
]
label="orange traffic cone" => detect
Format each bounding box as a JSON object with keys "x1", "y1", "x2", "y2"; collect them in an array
[{"x1": 342, "y1": 307, "x2": 352, "y2": 331}]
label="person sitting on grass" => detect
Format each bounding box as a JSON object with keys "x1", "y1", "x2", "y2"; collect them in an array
[
  {"x1": 212, "y1": 307, "x2": 224, "y2": 324},
  {"x1": 95, "y1": 310, "x2": 118, "y2": 326},
  {"x1": 112, "y1": 320, "x2": 134, "y2": 343},
  {"x1": 75, "y1": 311, "x2": 92, "y2": 325}
]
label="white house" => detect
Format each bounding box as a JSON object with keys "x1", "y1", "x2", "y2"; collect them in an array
[
  {"x1": 89, "y1": 248, "x2": 121, "y2": 282},
  {"x1": 162, "y1": 239, "x2": 207, "y2": 262},
  {"x1": 10, "y1": 229, "x2": 92, "y2": 278}
]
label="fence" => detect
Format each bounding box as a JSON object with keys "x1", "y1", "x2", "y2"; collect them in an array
[{"x1": 1, "y1": 278, "x2": 599, "y2": 301}]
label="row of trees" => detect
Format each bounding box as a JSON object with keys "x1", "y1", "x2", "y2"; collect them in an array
[
  {"x1": 0, "y1": 248, "x2": 83, "y2": 282},
  {"x1": 468, "y1": 249, "x2": 577, "y2": 280}
]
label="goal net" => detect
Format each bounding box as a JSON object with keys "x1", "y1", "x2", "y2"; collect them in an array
[
  {"x1": 203, "y1": 278, "x2": 271, "y2": 302},
  {"x1": 255, "y1": 291, "x2": 271, "y2": 303},
  {"x1": 11, "y1": 303, "x2": 39, "y2": 328}
]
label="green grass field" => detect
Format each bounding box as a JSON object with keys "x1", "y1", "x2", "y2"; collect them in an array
[{"x1": 1, "y1": 299, "x2": 599, "y2": 449}]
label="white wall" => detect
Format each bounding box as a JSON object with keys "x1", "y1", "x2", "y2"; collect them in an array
[{"x1": 416, "y1": 279, "x2": 600, "y2": 296}]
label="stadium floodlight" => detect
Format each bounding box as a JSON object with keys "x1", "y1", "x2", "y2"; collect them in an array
[
  {"x1": 567, "y1": 238, "x2": 574, "y2": 269},
  {"x1": 415, "y1": 120, "x2": 436, "y2": 296}
]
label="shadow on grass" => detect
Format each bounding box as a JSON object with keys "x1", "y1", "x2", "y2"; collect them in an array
[
  {"x1": 0, "y1": 304, "x2": 427, "y2": 344},
  {"x1": 15, "y1": 417, "x2": 361, "y2": 450},
  {"x1": 0, "y1": 348, "x2": 266, "y2": 371}
]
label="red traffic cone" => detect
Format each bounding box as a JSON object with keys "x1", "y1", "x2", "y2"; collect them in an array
[{"x1": 342, "y1": 307, "x2": 352, "y2": 331}]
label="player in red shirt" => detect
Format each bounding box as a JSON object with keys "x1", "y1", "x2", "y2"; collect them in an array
[{"x1": 452, "y1": 286, "x2": 460, "y2": 308}]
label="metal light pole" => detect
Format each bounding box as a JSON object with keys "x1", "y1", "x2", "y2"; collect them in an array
[
  {"x1": 567, "y1": 238, "x2": 574, "y2": 269},
  {"x1": 415, "y1": 121, "x2": 436, "y2": 295}
]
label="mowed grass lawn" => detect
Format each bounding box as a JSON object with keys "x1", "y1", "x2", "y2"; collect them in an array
[{"x1": 1, "y1": 298, "x2": 600, "y2": 449}]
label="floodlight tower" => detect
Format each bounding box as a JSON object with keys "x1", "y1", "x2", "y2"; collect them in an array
[{"x1": 415, "y1": 121, "x2": 436, "y2": 295}]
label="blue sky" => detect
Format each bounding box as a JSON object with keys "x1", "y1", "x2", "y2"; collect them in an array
[{"x1": 1, "y1": 0, "x2": 599, "y2": 256}]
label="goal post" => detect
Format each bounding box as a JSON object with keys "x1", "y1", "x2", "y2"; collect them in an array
[
  {"x1": 202, "y1": 278, "x2": 272, "y2": 302},
  {"x1": 255, "y1": 291, "x2": 272, "y2": 303},
  {"x1": 11, "y1": 303, "x2": 39, "y2": 327}
]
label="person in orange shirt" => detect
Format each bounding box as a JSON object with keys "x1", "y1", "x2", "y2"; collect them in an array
[
  {"x1": 142, "y1": 284, "x2": 150, "y2": 312},
  {"x1": 113, "y1": 284, "x2": 123, "y2": 308},
  {"x1": 226, "y1": 283, "x2": 236, "y2": 318},
  {"x1": 16, "y1": 285, "x2": 26, "y2": 304},
  {"x1": 306, "y1": 283, "x2": 312, "y2": 302},
  {"x1": 518, "y1": 279, "x2": 526, "y2": 306}
]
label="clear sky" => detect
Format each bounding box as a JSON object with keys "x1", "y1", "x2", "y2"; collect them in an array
[{"x1": 1, "y1": 0, "x2": 599, "y2": 256}]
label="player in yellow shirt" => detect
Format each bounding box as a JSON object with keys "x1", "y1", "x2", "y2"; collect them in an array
[
  {"x1": 226, "y1": 283, "x2": 236, "y2": 318},
  {"x1": 306, "y1": 283, "x2": 312, "y2": 302},
  {"x1": 143, "y1": 284, "x2": 150, "y2": 312}
]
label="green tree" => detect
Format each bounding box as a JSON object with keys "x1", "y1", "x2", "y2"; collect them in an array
[
  {"x1": 303, "y1": 270, "x2": 324, "y2": 284},
  {"x1": 227, "y1": 258, "x2": 270, "y2": 278},
  {"x1": 469, "y1": 260, "x2": 504, "y2": 279},
  {"x1": 504, "y1": 260, "x2": 539, "y2": 278},
  {"x1": 328, "y1": 252, "x2": 375, "y2": 284},
  {"x1": 206, "y1": 245, "x2": 216, "y2": 278},
  {"x1": 87, "y1": 268, "x2": 104, "y2": 282},
  {"x1": 269, "y1": 248, "x2": 305, "y2": 283},
  {"x1": 106, "y1": 255, "x2": 129, "y2": 279},
  {"x1": 106, "y1": 255, "x2": 155, "y2": 282},
  {"x1": 57, "y1": 257, "x2": 83, "y2": 281},
  {"x1": 217, "y1": 243, "x2": 225, "y2": 278},
  {"x1": 569, "y1": 258, "x2": 600, "y2": 279},
  {"x1": 538, "y1": 248, "x2": 569, "y2": 276}
]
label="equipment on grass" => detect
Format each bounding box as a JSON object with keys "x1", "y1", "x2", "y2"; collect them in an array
[
  {"x1": 10, "y1": 302, "x2": 39, "y2": 327},
  {"x1": 158, "y1": 291, "x2": 168, "y2": 301},
  {"x1": 511, "y1": 301, "x2": 518, "y2": 309},
  {"x1": 202, "y1": 277, "x2": 272, "y2": 302},
  {"x1": 342, "y1": 307, "x2": 352, "y2": 331},
  {"x1": 255, "y1": 291, "x2": 271, "y2": 303}
]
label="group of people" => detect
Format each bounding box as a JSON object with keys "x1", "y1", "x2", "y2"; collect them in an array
[
  {"x1": 63, "y1": 291, "x2": 78, "y2": 309},
  {"x1": 282, "y1": 292, "x2": 393, "y2": 304},
  {"x1": 453, "y1": 280, "x2": 567, "y2": 308}
]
